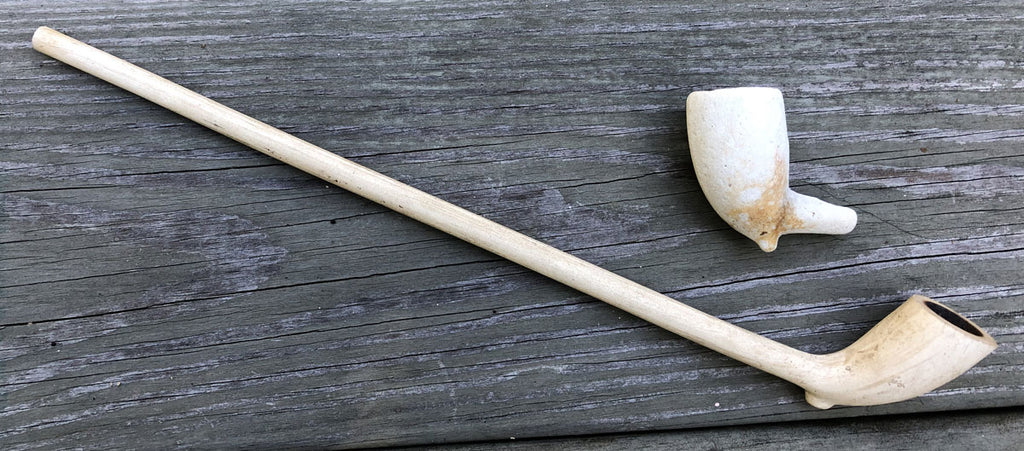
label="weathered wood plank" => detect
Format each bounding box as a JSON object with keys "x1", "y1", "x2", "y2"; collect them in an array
[
  {"x1": 404, "y1": 407, "x2": 1024, "y2": 450},
  {"x1": 2, "y1": 1, "x2": 1022, "y2": 449}
]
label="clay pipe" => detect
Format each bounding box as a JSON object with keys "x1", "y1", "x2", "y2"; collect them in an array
[
  {"x1": 687, "y1": 87, "x2": 858, "y2": 252},
  {"x1": 32, "y1": 27, "x2": 997, "y2": 408}
]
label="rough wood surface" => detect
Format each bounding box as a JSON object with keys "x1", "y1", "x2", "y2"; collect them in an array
[
  {"x1": 2, "y1": 1, "x2": 1022, "y2": 449},
  {"x1": 405, "y1": 407, "x2": 1024, "y2": 450}
]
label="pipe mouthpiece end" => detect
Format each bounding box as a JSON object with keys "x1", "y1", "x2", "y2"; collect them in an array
[
  {"x1": 32, "y1": 27, "x2": 68, "y2": 55},
  {"x1": 32, "y1": 27, "x2": 52, "y2": 50}
]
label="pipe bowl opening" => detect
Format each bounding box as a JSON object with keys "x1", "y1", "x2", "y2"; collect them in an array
[{"x1": 924, "y1": 300, "x2": 984, "y2": 337}]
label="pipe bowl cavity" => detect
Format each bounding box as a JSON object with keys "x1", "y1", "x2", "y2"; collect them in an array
[{"x1": 686, "y1": 87, "x2": 857, "y2": 252}]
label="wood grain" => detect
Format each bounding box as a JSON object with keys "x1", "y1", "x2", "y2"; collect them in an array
[
  {"x1": 2, "y1": 1, "x2": 1022, "y2": 449},
  {"x1": 405, "y1": 407, "x2": 1024, "y2": 450}
]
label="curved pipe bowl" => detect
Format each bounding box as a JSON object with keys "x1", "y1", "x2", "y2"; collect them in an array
[{"x1": 686, "y1": 87, "x2": 857, "y2": 252}]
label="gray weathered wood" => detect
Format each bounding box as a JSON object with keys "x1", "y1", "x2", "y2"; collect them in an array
[
  {"x1": 405, "y1": 408, "x2": 1024, "y2": 450},
  {"x1": 2, "y1": 1, "x2": 1022, "y2": 449}
]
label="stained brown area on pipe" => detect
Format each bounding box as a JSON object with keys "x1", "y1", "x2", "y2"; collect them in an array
[{"x1": 725, "y1": 152, "x2": 805, "y2": 251}]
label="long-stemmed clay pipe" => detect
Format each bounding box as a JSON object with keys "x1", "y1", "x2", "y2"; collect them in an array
[{"x1": 32, "y1": 27, "x2": 997, "y2": 409}]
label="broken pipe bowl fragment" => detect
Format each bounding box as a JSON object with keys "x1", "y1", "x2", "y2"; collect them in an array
[{"x1": 686, "y1": 87, "x2": 857, "y2": 252}]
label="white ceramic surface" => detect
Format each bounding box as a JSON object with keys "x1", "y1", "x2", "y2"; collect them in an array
[{"x1": 686, "y1": 87, "x2": 857, "y2": 252}]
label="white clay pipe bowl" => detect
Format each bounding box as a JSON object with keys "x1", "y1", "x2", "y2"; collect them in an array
[{"x1": 687, "y1": 87, "x2": 858, "y2": 252}]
